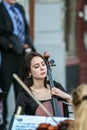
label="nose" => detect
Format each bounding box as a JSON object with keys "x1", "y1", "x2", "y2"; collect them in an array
[{"x1": 40, "y1": 65, "x2": 44, "y2": 70}]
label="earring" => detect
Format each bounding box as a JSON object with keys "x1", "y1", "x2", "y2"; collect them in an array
[{"x1": 27, "y1": 74, "x2": 32, "y2": 79}]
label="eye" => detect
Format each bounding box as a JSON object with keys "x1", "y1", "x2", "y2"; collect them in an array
[
  {"x1": 41, "y1": 62, "x2": 46, "y2": 66},
  {"x1": 34, "y1": 65, "x2": 39, "y2": 69}
]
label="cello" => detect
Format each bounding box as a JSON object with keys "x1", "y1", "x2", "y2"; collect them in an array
[
  {"x1": 44, "y1": 52, "x2": 63, "y2": 117},
  {"x1": 35, "y1": 52, "x2": 64, "y2": 117}
]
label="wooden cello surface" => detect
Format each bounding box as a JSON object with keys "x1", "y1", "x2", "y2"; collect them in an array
[{"x1": 35, "y1": 100, "x2": 64, "y2": 117}]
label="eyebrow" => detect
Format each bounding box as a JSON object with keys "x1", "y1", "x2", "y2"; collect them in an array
[{"x1": 32, "y1": 61, "x2": 45, "y2": 66}]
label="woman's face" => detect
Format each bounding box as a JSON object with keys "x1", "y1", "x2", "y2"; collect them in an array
[{"x1": 30, "y1": 56, "x2": 47, "y2": 79}]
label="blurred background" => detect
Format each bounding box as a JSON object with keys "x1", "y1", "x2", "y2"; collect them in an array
[{"x1": 0, "y1": 0, "x2": 87, "y2": 128}]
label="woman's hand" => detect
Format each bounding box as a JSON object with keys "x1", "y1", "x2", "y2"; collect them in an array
[{"x1": 51, "y1": 87, "x2": 72, "y2": 103}]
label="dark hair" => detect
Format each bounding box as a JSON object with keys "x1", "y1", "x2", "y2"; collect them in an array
[{"x1": 20, "y1": 52, "x2": 48, "y2": 88}]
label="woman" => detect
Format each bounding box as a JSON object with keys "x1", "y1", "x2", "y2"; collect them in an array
[
  {"x1": 68, "y1": 83, "x2": 87, "y2": 130},
  {"x1": 14, "y1": 52, "x2": 72, "y2": 117}
]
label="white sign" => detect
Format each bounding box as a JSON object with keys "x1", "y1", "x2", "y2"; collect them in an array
[{"x1": 9, "y1": 115, "x2": 74, "y2": 130}]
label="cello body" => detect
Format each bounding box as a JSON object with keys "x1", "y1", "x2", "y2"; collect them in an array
[{"x1": 35, "y1": 100, "x2": 64, "y2": 117}]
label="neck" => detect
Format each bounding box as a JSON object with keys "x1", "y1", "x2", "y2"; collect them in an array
[{"x1": 33, "y1": 79, "x2": 45, "y2": 89}]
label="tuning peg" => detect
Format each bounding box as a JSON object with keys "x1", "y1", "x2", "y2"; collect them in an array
[{"x1": 50, "y1": 60, "x2": 56, "y2": 66}]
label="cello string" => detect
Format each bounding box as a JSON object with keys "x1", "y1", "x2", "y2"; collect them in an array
[
  {"x1": 45, "y1": 116, "x2": 58, "y2": 125},
  {"x1": 13, "y1": 73, "x2": 58, "y2": 124}
]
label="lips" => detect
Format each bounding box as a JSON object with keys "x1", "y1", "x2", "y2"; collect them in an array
[{"x1": 40, "y1": 72, "x2": 46, "y2": 75}]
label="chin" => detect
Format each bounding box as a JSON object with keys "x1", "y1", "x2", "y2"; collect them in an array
[
  {"x1": 37, "y1": 75, "x2": 46, "y2": 79},
  {"x1": 41, "y1": 75, "x2": 47, "y2": 79},
  {"x1": 10, "y1": 0, "x2": 16, "y2": 4}
]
